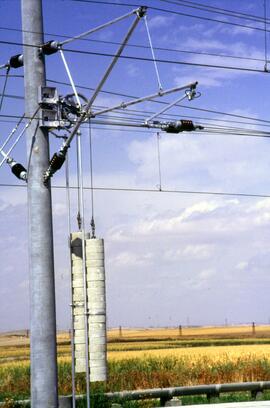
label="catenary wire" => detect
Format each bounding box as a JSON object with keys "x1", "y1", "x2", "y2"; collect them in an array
[
  {"x1": 1, "y1": 77, "x2": 270, "y2": 129},
  {"x1": 160, "y1": 0, "x2": 269, "y2": 22},
  {"x1": 2, "y1": 182, "x2": 270, "y2": 199},
  {"x1": 0, "y1": 25, "x2": 267, "y2": 64},
  {"x1": 264, "y1": 0, "x2": 268, "y2": 71},
  {"x1": 71, "y1": 0, "x2": 270, "y2": 34},
  {"x1": 0, "y1": 89, "x2": 266, "y2": 132},
  {"x1": 160, "y1": 0, "x2": 268, "y2": 24},
  {"x1": 0, "y1": 38, "x2": 267, "y2": 74}
]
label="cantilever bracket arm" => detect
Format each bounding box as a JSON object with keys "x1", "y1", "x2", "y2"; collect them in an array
[
  {"x1": 44, "y1": 6, "x2": 147, "y2": 185},
  {"x1": 91, "y1": 82, "x2": 198, "y2": 118}
]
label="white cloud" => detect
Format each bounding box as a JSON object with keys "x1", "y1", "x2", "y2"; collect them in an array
[
  {"x1": 147, "y1": 15, "x2": 175, "y2": 30},
  {"x1": 236, "y1": 261, "x2": 249, "y2": 271}
]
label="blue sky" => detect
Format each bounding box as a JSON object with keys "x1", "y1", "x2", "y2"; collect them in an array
[{"x1": 1, "y1": 0, "x2": 270, "y2": 330}]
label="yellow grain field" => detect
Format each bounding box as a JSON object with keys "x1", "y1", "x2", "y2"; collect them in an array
[
  {"x1": 108, "y1": 344, "x2": 270, "y2": 362},
  {"x1": 108, "y1": 325, "x2": 270, "y2": 340}
]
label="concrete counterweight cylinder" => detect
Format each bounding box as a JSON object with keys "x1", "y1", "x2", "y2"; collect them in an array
[
  {"x1": 86, "y1": 238, "x2": 107, "y2": 382},
  {"x1": 71, "y1": 232, "x2": 89, "y2": 373},
  {"x1": 71, "y1": 234, "x2": 107, "y2": 381}
]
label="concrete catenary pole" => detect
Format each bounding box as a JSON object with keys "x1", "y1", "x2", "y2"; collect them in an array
[{"x1": 21, "y1": 0, "x2": 58, "y2": 407}]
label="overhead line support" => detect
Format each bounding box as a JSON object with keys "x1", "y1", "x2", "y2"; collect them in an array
[{"x1": 21, "y1": 0, "x2": 58, "y2": 407}]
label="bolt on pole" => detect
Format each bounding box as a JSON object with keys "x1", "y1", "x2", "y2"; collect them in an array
[{"x1": 21, "y1": 0, "x2": 58, "y2": 407}]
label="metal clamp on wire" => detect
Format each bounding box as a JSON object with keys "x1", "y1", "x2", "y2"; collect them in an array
[
  {"x1": 136, "y1": 6, "x2": 147, "y2": 18},
  {"x1": 6, "y1": 157, "x2": 27, "y2": 181},
  {"x1": 185, "y1": 82, "x2": 201, "y2": 101}
]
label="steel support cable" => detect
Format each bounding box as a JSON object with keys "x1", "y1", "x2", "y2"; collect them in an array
[
  {"x1": 0, "y1": 114, "x2": 24, "y2": 154},
  {"x1": 59, "y1": 49, "x2": 81, "y2": 106},
  {"x1": 62, "y1": 47, "x2": 268, "y2": 74},
  {"x1": 88, "y1": 120, "x2": 96, "y2": 238},
  {"x1": 0, "y1": 67, "x2": 10, "y2": 113},
  {"x1": 5, "y1": 97, "x2": 270, "y2": 129},
  {"x1": 160, "y1": 0, "x2": 270, "y2": 24},
  {"x1": 76, "y1": 136, "x2": 82, "y2": 230},
  {"x1": 76, "y1": 130, "x2": 91, "y2": 408},
  {"x1": 156, "y1": 132, "x2": 162, "y2": 191},
  {"x1": 1, "y1": 39, "x2": 270, "y2": 73},
  {"x1": 57, "y1": 10, "x2": 145, "y2": 159},
  {"x1": 71, "y1": 0, "x2": 270, "y2": 33},
  {"x1": 47, "y1": 78, "x2": 270, "y2": 126},
  {"x1": 3, "y1": 112, "x2": 270, "y2": 138},
  {"x1": 0, "y1": 28, "x2": 268, "y2": 64},
  {"x1": 265, "y1": 0, "x2": 269, "y2": 72},
  {"x1": 64, "y1": 148, "x2": 76, "y2": 408},
  {"x1": 84, "y1": 11, "x2": 143, "y2": 113},
  {"x1": 145, "y1": 93, "x2": 188, "y2": 123},
  {"x1": 3, "y1": 118, "x2": 270, "y2": 135},
  {"x1": 4, "y1": 182, "x2": 270, "y2": 199},
  {"x1": 161, "y1": 0, "x2": 270, "y2": 22},
  {"x1": 0, "y1": 63, "x2": 8, "y2": 70},
  {"x1": 10, "y1": 78, "x2": 270, "y2": 130},
  {"x1": 60, "y1": 7, "x2": 140, "y2": 46},
  {"x1": 2, "y1": 76, "x2": 270, "y2": 128},
  {"x1": 1, "y1": 90, "x2": 270, "y2": 130},
  {"x1": 143, "y1": 15, "x2": 163, "y2": 91},
  {"x1": 72, "y1": 0, "x2": 270, "y2": 24},
  {"x1": 0, "y1": 107, "x2": 39, "y2": 168},
  {"x1": 3, "y1": 103, "x2": 270, "y2": 131},
  {"x1": 3, "y1": 109, "x2": 270, "y2": 134}
]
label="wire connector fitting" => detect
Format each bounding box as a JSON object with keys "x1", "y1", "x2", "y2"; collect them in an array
[{"x1": 136, "y1": 6, "x2": 147, "y2": 18}]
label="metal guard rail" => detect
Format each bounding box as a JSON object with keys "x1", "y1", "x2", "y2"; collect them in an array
[
  {"x1": 1, "y1": 381, "x2": 270, "y2": 406},
  {"x1": 105, "y1": 381, "x2": 270, "y2": 404}
]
